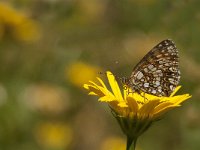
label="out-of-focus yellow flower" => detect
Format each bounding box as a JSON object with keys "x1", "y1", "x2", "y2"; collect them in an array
[
  {"x1": 21, "y1": 84, "x2": 69, "y2": 114},
  {"x1": 34, "y1": 122, "x2": 72, "y2": 149},
  {"x1": 0, "y1": 2, "x2": 40, "y2": 42},
  {"x1": 77, "y1": 0, "x2": 106, "y2": 21},
  {"x1": 67, "y1": 62, "x2": 102, "y2": 88},
  {"x1": 63, "y1": 0, "x2": 106, "y2": 27},
  {"x1": 84, "y1": 71, "x2": 191, "y2": 149},
  {"x1": 101, "y1": 136, "x2": 142, "y2": 150},
  {"x1": 101, "y1": 136, "x2": 126, "y2": 150}
]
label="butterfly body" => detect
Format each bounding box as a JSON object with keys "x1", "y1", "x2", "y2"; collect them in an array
[{"x1": 122, "y1": 39, "x2": 180, "y2": 97}]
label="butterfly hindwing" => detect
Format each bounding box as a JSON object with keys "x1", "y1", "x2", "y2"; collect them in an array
[{"x1": 128, "y1": 39, "x2": 180, "y2": 97}]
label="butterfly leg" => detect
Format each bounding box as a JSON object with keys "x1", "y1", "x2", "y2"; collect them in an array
[
  {"x1": 143, "y1": 92, "x2": 148, "y2": 101},
  {"x1": 141, "y1": 92, "x2": 149, "y2": 101}
]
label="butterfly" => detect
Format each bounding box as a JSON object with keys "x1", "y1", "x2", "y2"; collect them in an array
[{"x1": 121, "y1": 39, "x2": 180, "y2": 97}]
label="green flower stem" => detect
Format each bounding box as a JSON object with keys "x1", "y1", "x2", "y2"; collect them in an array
[{"x1": 126, "y1": 137, "x2": 137, "y2": 150}]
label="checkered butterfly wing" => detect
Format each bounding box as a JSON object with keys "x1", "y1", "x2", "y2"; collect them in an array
[{"x1": 128, "y1": 39, "x2": 180, "y2": 97}]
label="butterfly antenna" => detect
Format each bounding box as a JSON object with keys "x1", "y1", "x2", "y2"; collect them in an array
[
  {"x1": 98, "y1": 71, "x2": 105, "y2": 75},
  {"x1": 98, "y1": 70, "x2": 128, "y2": 87}
]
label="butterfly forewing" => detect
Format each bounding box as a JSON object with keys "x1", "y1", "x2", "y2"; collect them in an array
[{"x1": 128, "y1": 39, "x2": 180, "y2": 97}]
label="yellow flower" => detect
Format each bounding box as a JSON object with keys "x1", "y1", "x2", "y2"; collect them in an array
[
  {"x1": 21, "y1": 84, "x2": 69, "y2": 114},
  {"x1": 101, "y1": 136, "x2": 126, "y2": 150},
  {"x1": 84, "y1": 71, "x2": 191, "y2": 149},
  {"x1": 34, "y1": 122, "x2": 72, "y2": 149},
  {"x1": 101, "y1": 136, "x2": 142, "y2": 150},
  {"x1": 67, "y1": 62, "x2": 102, "y2": 88},
  {"x1": 0, "y1": 2, "x2": 40, "y2": 42}
]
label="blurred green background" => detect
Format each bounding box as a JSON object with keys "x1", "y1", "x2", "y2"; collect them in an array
[{"x1": 0, "y1": 0, "x2": 199, "y2": 150}]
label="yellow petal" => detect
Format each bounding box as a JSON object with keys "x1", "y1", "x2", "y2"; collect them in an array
[
  {"x1": 131, "y1": 92, "x2": 145, "y2": 104},
  {"x1": 138, "y1": 100, "x2": 160, "y2": 119},
  {"x1": 153, "y1": 105, "x2": 180, "y2": 120},
  {"x1": 88, "y1": 80, "x2": 101, "y2": 88},
  {"x1": 142, "y1": 92, "x2": 159, "y2": 101},
  {"x1": 88, "y1": 91, "x2": 98, "y2": 95},
  {"x1": 88, "y1": 80, "x2": 116, "y2": 98},
  {"x1": 97, "y1": 77, "x2": 108, "y2": 89},
  {"x1": 170, "y1": 86, "x2": 181, "y2": 97},
  {"x1": 107, "y1": 71, "x2": 123, "y2": 101},
  {"x1": 118, "y1": 101, "x2": 128, "y2": 107},
  {"x1": 153, "y1": 102, "x2": 174, "y2": 115},
  {"x1": 99, "y1": 95, "x2": 116, "y2": 102},
  {"x1": 109, "y1": 101, "x2": 121, "y2": 111},
  {"x1": 83, "y1": 84, "x2": 89, "y2": 89},
  {"x1": 171, "y1": 94, "x2": 191, "y2": 105},
  {"x1": 84, "y1": 84, "x2": 105, "y2": 96},
  {"x1": 126, "y1": 96, "x2": 138, "y2": 114}
]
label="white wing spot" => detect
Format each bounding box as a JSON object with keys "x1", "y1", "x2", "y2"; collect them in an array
[
  {"x1": 164, "y1": 41, "x2": 169, "y2": 45},
  {"x1": 170, "y1": 85, "x2": 174, "y2": 91},
  {"x1": 169, "y1": 67, "x2": 177, "y2": 72},
  {"x1": 156, "y1": 54, "x2": 163, "y2": 58},
  {"x1": 148, "y1": 64, "x2": 154, "y2": 69},
  {"x1": 169, "y1": 78, "x2": 176, "y2": 84},
  {"x1": 155, "y1": 81, "x2": 160, "y2": 86},
  {"x1": 144, "y1": 83, "x2": 149, "y2": 87},
  {"x1": 161, "y1": 50, "x2": 165, "y2": 53},
  {"x1": 136, "y1": 71, "x2": 143, "y2": 79},
  {"x1": 152, "y1": 89, "x2": 156, "y2": 94},
  {"x1": 164, "y1": 63, "x2": 170, "y2": 66},
  {"x1": 168, "y1": 49, "x2": 172, "y2": 53},
  {"x1": 144, "y1": 68, "x2": 148, "y2": 72},
  {"x1": 151, "y1": 67, "x2": 157, "y2": 71},
  {"x1": 164, "y1": 53, "x2": 169, "y2": 56},
  {"x1": 156, "y1": 77, "x2": 161, "y2": 81},
  {"x1": 156, "y1": 70, "x2": 162, "y2": 73},
  {"x1": 159, "y1": 61, "x2": 164, "y2": 64}
]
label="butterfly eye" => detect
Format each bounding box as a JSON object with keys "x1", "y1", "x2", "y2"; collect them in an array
[{"x1": 123, "y1": 85, "x2": 127, "y2": 90}]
